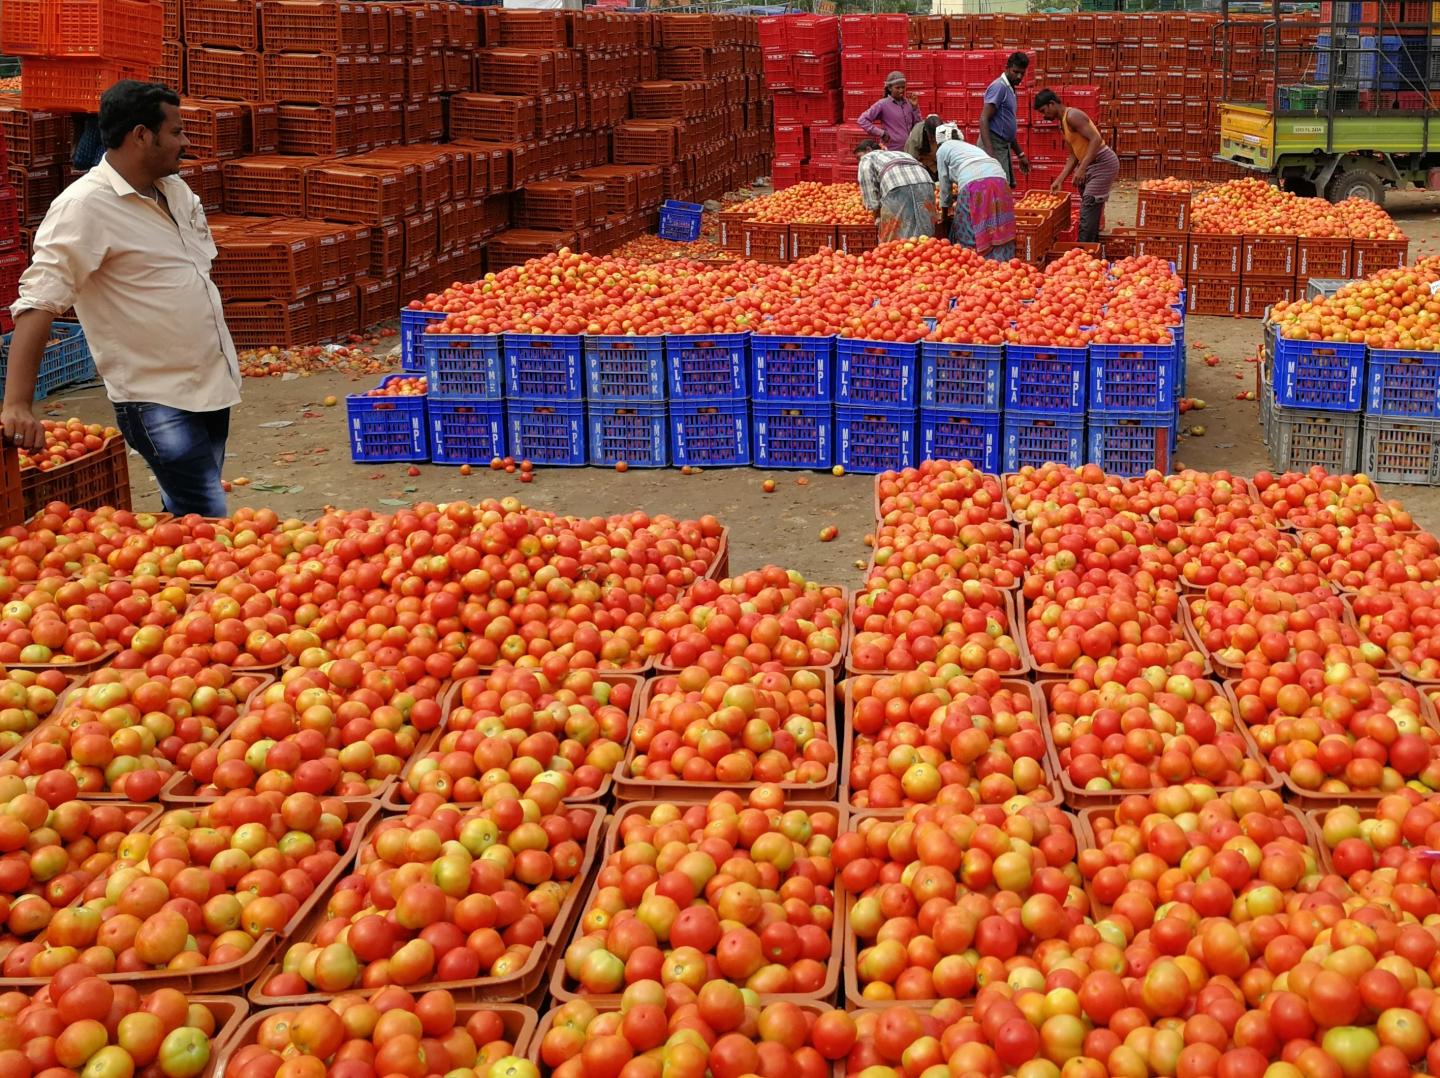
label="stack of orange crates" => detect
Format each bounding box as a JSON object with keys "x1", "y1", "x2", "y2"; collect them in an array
[{"x1": 0, "y1": 0, "x2": 164, "y2": 111}]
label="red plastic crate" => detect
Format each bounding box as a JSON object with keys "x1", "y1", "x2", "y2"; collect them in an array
[
  {"x1": 176, "y1": 157, "x2": 223, "y2": 212},
  {"x1": 1240, "y1": 274, "x2": 1296, "y2": 319},
  {"x1": 186, "y1": 47, "x2": 266, "y2": 101},
  {"x1": 1353, "y1": 237, "x2": 1410, "y2": 277},
  {"x1": 21, "y1": 58, "x2": 150, "y2": 112},
  {"x1": 475, "y1": 48, "x2": 558, "y2": 95},
  {"x1": 1187, "y1": 275, "x2": 1241, "y2": 316},
  {"x1": 304, "y1": 163, "x2": 406, "y2": 225},
  {"x1": 221, "y1": 155, "x2": 308, "y2": 215},
  {"x1": 183, "y1": 0, "x2": 260, "y2": 50},
  {"x1": 5, "y1": 0, "x2": 162, "y2": 65},
  {"x1": 259, "y1": 0, "x2": 370, "y2": 52},
  {"x1": 277, "y1": 103, "x2": 363, "y2": 156},
  {"x1": 0, "y1": 106, "x2": 64, "y2": 167},
  {"x1": 180, "y1": 98, "x2": 246, "y2": 159},
  {"x1": 9, "y1": 164, "x2": 61, "y2": 227}
]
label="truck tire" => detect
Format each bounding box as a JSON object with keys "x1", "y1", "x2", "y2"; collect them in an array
[{"x1": 1326, "y1": 167, "x2": 1386, "y2": 206}]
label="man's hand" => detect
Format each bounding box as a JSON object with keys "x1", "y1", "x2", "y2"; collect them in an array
[
  {"x1": 1017, "y1": 152, "x2": 1031, "y2": 174},
  {"x1": 1050, "y1": 178, "x2": 1062, "y2": 193},
  {"x1": 1, "y1": 402, "x2": 44, "y2": 451},
  {"x1": 1075, "y1": 168, "x2": 1086, "y2": 188}
]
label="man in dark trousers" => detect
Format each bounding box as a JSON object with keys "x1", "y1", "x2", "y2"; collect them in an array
[{"x1": 978, "y1": 52, "x2": 1031, "y2": 187}]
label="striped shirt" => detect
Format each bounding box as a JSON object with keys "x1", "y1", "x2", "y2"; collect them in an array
[{"x1": 856, "y1": 150, "x2": 933, "y2": 212}]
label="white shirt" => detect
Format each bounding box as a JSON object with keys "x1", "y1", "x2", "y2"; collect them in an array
[
  {"x1": 12, "y1": 156, "x2": 242, "y2": 412},
  {"x1": 936, "y1": 140, "x2": 1008, "y2": 209}
]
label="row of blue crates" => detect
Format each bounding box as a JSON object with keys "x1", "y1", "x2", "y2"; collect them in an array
[
  {"x1": 399, "y1": 310, "x2": 1183, "y2": 414},
  {"x1": 348, "y1": 379, "x2": 1176, "y2": 475},
  {"x1": 1267, "y1": 325, "x2": 1440, "y2": 418},
  {"x1": 0, "y1": 322, "x2": 95, "y2": 401}
]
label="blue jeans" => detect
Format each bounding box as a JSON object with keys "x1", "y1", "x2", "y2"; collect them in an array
[{"x1": 112, "y1": 403, "x2": 230, "y2": 517}]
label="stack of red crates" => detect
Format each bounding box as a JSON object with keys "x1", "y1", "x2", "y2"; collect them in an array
[
  {"x1": 0, "y1": 0, "x2": 163, "y2": 111},
  {"x1": 763, "y1": 14, "x2": 841, "y2": 189},
  {"x1": 0, "y1": 121, "x2": 23, "y2": 334}
]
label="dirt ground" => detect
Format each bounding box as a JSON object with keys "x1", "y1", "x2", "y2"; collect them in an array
[{"x1": 39, "y1": 182, "x2": 1440, "y2": 584}]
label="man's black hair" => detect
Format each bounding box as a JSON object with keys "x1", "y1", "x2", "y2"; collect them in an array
[
  {"x1": 98, "y1": 81, "x2": 181, "y2": 150},
  {"x1": 1007, "y1": 52, "x2": 1030, "y2": 69},
  {"x1": 1034, "y1": 88, "x2": 1061, "y2": 110}
]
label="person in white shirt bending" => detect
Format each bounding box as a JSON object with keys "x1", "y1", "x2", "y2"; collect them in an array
[
  {"x1": 935, "y1": 124, "x2": 1017, "y2": 262},
  {"x1": 5, "y1": 80, "x2": 241, "y2": 517}
]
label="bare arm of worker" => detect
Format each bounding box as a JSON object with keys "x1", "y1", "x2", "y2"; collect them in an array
[
  {"x1": 978, "y1": 103, "x2": 996, "y2": 154},
  {"x1": 857, "y1": 101, "x2": 886, "y2": 142},
  {"x1": 1069, "y1": 108, "x2": 1104, "y2": 184},
  {"x1": 1, "y1": 310, "x2": 53, "y2": 450},
  {"x1": 1053, "y1": 142, "x2": 1079, "y2": 192}
]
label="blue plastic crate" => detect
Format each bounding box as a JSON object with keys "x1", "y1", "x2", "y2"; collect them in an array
[
  {"x1": 503, "y1": 334, "x2": 584, "y2": 400},
  {"x1": 348, "y1": 376, "x2": 428, "y2": 463},
  {"x1": 429, "y1": 398, "x2": 505, "y2": 465},
  {"x1": 666, "y1": 333, "x2": 748, "y2": 399},
  {"x1": 753, "y1": 401, "x2": 832, "y2": 469},
  {"x1": 0, "y1": 322, "x2": 94, "y2": 400},
  {"x1": 400, "y1": 308, "x2": 446, "y2": 372},
  {"x1": 835, "y1": 405, "x2": 916, "y2": 474},
  {"x1": 1366, "y1": 348, "x2": 1440, "y2": 419},
  {"x1": 588, "y1": 402, "x2": 668, "y2": 467},
  {"x1": 507, "y1": 399, "x2": 586, "y2": 465},
  {"x1": 1087, "y1": 411, "x2": 1174, "y2": 476},
  {"x1": 919, "y1": 342, "x2": 1003, "y2": 412},
  {"x1": 1005, "y1": 344, "x2": 1087, "y2": 414},
  {"x1": 752, "y1": 334, "x2": 834, "y2": 402},
  {"x1": 1088, "y1": 343, "x2": 1177, "y2": 414},
  {"x1": 835, "y1": 338, "x2": 918, "y2": 407},
  {"x1": 421, "y1": 333, "x2": 503, "y2": 399},
  {"x1": 1003, "y1": 411, "x2": 1085, "y2": 471},
  {"x1": 658, "y1": 200, "x2": 703, "y2": 242},
  {"x1": 584, "y1": 335, "x2": 666, "y2": 402},
  {"x1": 920, "y1": 409, "x2": 1001, "y2": 472},
  {"x1": 671, "y1": 398, "x2": 750, "y2": 466},
  {"x1": 1273, "y1": 337, "x2": 1366, "y2": 412}
]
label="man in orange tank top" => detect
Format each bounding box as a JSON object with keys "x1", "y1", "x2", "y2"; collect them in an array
[{"x1": 1033, "y1": 88, "x2": 1120, "y2": 244}]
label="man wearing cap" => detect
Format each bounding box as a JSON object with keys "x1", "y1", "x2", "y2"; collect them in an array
[{"x1": 858, "y1": 72, "x2": 922, "y2": 152}]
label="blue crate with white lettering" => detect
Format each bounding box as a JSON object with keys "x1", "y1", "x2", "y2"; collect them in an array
[
  {"x1": 429, "y1": 398, "x2": 505, "y2": 465},
  {"x1": 1002, "y1": 410, "x2": 1085, "y2": 471},
  {"x1": 835, "y1": 338, "x2": 918, "y2": 408},
  {"x1": 420, "y1": 333, "x2": 503, "y2": 399},
  {"x1": 348, "y1": 376, "x2": 428, "y2": 463},
  {"x1": 588, "y1": 402, "x2": 668, "y2": 467},
  {"x1": 920, "y1": 409, "x2": 1001, "y2": 472},
  {"x1": 671, "y1": 399, "x2": 750, "y2": 466},
  {"x1": 400, "y1": 308, "x2": 445, "y2": 372},
  {"x1": 919, "y1": 342, "x2": 1003, "y2": 412},
  {"x1": 752, "y1": 334, "x2": 834, "y2": 402},
  {"x1": 1005, "y1": 344, "x2": 1088, "y2": 414},
  {"x1": 584, "y1": 336, "x2": 667, "y2": 401},
  {"x1": 835, "y1": 405, "x2": 916, "y2": 474},
  {"x1": 1272, "y1": 336, "x2": 1366, "y2": 412},
  {"x1": 1087, "y1": 410, "x2": 1175, "y2": 476},
  {"x1": 657, "y1": 200, "x2": 703, "y2": 242},
  {"x1": 1366, "y1": 348, "x2": 1440, "y2": 419},
  {"x1": 753, "y1": 401, "x2": 832, "y2": 469},
  {"x1": 0, "y1": 322, "x2": 94, "y2": 401},
  {"x1": 507, "y1": 400, "x2": 586, "y2": 465},
  {"x1": 503, "y1": 334, "x2": 584, "y2": 400},
  {"x1": 1088, "y1": 343, "x2": 1177, "y2": 414},
  {"x1": 666, "y1": 333, "x2": 748, "y2": 400}
]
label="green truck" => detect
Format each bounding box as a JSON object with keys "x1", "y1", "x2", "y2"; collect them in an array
[{"x1": 1218, "y1": 102, "x2": 1440, "y2": 205}]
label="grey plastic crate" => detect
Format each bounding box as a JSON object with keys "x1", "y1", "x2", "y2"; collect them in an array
[
  {"x1": 1263, "y1": 366, "x2": 1362, "y2": 473},
  {"x1": 1306, "y1": 278, "x2": 1354, "y2": 300},
  {"x1": 1361, "y1": 416, "x2": 1440, "y2": 485}
]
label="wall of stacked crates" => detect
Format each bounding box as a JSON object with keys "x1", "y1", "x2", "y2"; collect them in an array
[
  {"x1": 762, "y1": 11, "x2": 1297, "y2": 194},
  {"x1": 360, "y1": 237, "x2": 1186, "y2": 478},
  {"x1": 1107, "y1": 183, "x2": 1411, "y2": 319},
  {"x1": 1262, "y1": 276, "x2": 1440, "y2": 487},
  {"x1": 1305, "y1": 0, "x2": 1440, "y2": 111},
  {"x1": 0, "y1": 5, "x2": 774, "y2": 351}
]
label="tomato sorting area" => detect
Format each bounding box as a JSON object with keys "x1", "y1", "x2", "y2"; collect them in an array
[{"x1": 2, "y1": 461, "x2": 1440, "y2": 1077}]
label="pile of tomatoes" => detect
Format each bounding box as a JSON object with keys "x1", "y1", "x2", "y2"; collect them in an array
[
  {"x1": 10, "y1": 456, "x2": 1440, "y2": 1078},
  {"x1": 410, "y1": 240, "x2": 1181, "y2": 346}
]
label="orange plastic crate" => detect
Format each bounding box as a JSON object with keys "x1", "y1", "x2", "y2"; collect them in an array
[
  {"x1": 4, "y1": 0, "x2": 162, "y2": 65},
  {"x1": 304, "y1": 164, "x2": 406, "y2": 225},
  {"x1": 180, "y1": 98, "x2": 247, "y2": 159},
  {"x1": 448, "y1": 92, "x2": 537, "y2": 141},
  {"x1": 221, "y1": 155, "x2": 308, "y2": 215},
  {"x1": 183, "y1": 0, "x2": 260, "y2": 50},
  {"x1": 259, "y1": 0, "x2": 370, "y2": 52},
  {"x1": 186, "y1": 46, "x2": 266, "y2": 100},
  {"x1": 20, "y1": 58, "x2": 149, "y2": 112}
]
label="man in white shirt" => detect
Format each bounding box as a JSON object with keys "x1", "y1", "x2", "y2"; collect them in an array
[{"x1": 4, "y1": 80, "x2": 242, "y2": 517}]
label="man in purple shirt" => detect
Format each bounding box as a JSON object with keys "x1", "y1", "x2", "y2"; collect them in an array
[{"x1": 858, "y1": 71, "x2": 922, "y2": 151}]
